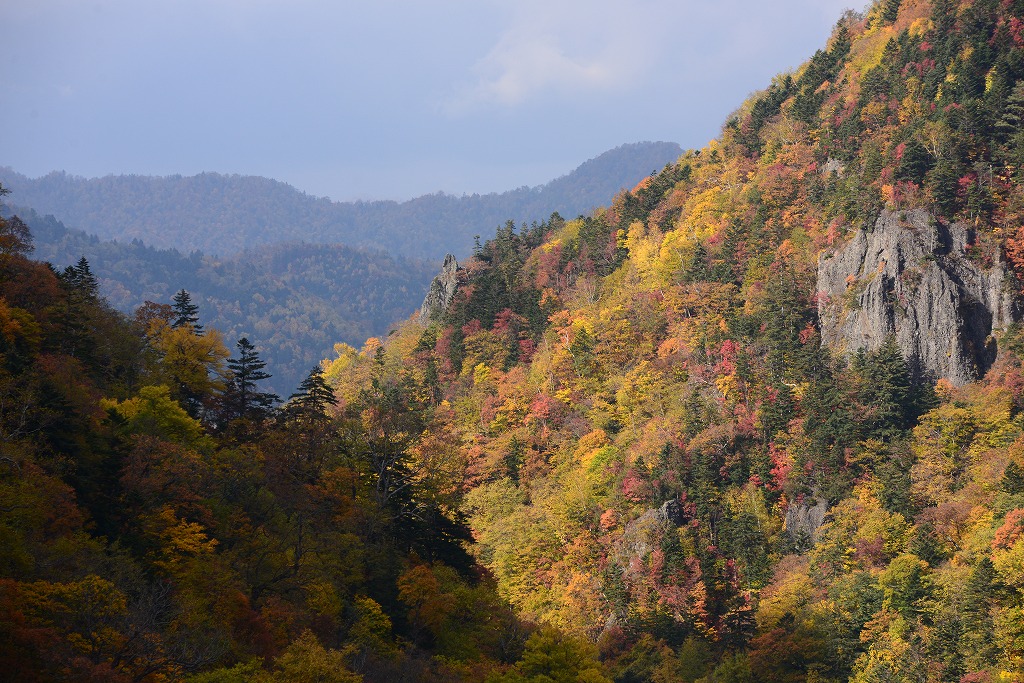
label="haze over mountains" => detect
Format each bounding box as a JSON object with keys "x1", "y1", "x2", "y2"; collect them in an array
[
  {"x1": 0, "y1": 141, "x2": 682, "y2": 261},
  {"x1": 6, "y1": 206, "x2": 435, "y2": 396},
  {"x1": 1, "y1": 141, "x2": 682, "y2": 394},
  {"x1": 8, "y1": 1, "x2": 1024, "y2": 681}
]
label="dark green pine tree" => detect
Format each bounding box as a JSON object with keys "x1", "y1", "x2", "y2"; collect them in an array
[
  {"x1": 829, "y1": 22, "x2": 851, "y2": 63},
  {"x1": 220, "y1": 337, "x2": 279, "y2": 432},
  {"x1": 995, "y1": 81, "x2": 1024, "y2": 143},
  {"x1": 928, "y1": 158, "x2": 963, "y2": 217},
  {"x1": 881, "y1": 0, "x2": 901, "y2": 23},
  {"x1": 958, "y1": 558, "x2": 1001, "y2": 674},
  {"x1": 286, "y1": 366, "x2": 337, "y2": 422},
  {"x1": 997, "y1": 81, "x2": 1024, "y2": 172},
  {"x1": 59, "y1": 257, "x2": 102, "y2": 363},
  {"x1": 62, "y1": 257, "x2": 100, "y2": 300},
  {"x1": 171, "y1": 288, "x2": 203, "y2": 333},
  {"x1": 853, "y1": 335, "x2": 912, "y2": 439},
  {"x1": 1001, "y1": 460, "x2": 1024, "y2": 494},
  {"x1": 802, "y1": 355, "x2": 859, "y2": 498}
]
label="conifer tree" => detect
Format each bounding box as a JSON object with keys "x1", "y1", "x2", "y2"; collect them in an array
[
  {"x1": 62, "y1": 257, "x2": 99, "y2": 300},
  {"x1": 1001, "y1": 461, "x2": 1024, "y2": 494},
  {"x1": 58, "y1": 257, "x2": 103, "y2": 363},
  {"x1": 219, "y1": 336, "x2": 279, "y2": 432},
  {"x1": 853, "y1": 335, "x2": 912, "y2": 438},
  {"x1": 274, "y1": 366, "x2": 340, "y2": 485},
  {"x1": 287, "y1": 366, "x2": 337, "y2": 421},
  {"x1": 996, "y1": 82, "x2": 1024, "y2": 142},
  {"x1": 997, "y1": 81, "x2": 1024, "y2": 171},
  {"x1": 171, "y1": 288, "x2": 202, "y2": 333}
]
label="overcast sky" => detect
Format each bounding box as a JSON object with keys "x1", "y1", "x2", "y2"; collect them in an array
[{"x1": 1, "y1": 0, "x2": 860, "y2": 201}]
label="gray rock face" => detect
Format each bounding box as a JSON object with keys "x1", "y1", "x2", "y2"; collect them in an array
[
  {"x1": 616, "y1": 508, "x2": 670, "y2": 566},
  {"x1": 614, "y1": 499, "x2": 686, "y2": 570},
  {"x1": 784, "y1": 498, "x2": 828, "y2": 549},
  {"x1": 419, "y1": 254, "x2": 461, "y2": 323},
  {"x1": 817, "y1": 209, "x2": 1019, "y2": 385},
  {"x1": 659, "y1": 498, "x2": 685, "y2": 527}
]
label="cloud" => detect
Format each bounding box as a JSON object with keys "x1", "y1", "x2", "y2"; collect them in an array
[
  {"x1": 443, "y1": 0, "x2": 658, "y2": 114},
  {"x1": 440, "y1": 0, "x2": 859, "y2": 116},
  {"x1": 465, "y1": 35, "x2": 617, "y2": 106}
]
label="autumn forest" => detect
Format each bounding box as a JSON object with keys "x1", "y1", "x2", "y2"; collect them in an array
[{"x1": 5, "y1": 0, "x2": 1024, "y2": 681}]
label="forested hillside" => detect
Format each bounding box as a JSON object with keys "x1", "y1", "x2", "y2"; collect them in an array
[
  {"x1": 0, "y1": 206, "x2": 569, "y2": 682},
  {"x1": 7, "y1": 0, "x2": 1024, "y2": 682},
  {"x1": 3, "y1": 205, "x2": 434, "y2": 396},
  {"x1": 319, "y1": 0, "x2": 1024, "y2": 680},
  {"x1": 0, "y1": 142, "x2": 682, "y2": 260}
]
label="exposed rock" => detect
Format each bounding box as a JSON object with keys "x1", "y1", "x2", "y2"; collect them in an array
[
  {"x1": 817, "y1": 209, "x2": 1020, "y2": 385},
  {"x1": 659, "y1": 498, "x2": 685, "y2": 527},
  {"x1": 616, "y1": 508, "x2": 669, "y2": 565},
  {"x1": 614, "y1": 499, "x2": 686, "y2": 569},
  {"x1": 822, "y1": 157, "x2": 846, "y2": 176},
  {"x1": 784, "y1": 498, "x2": 829, "y2": 550},
  {"x1": 419, "y1": 254, "x2": 460, "y2": 324}
]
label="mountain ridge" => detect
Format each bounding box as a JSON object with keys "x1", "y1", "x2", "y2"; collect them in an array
[
  {"x1": 0, "y1": 141, "x2": 682, "y2": 260},
  {"x1": 5, "y1": 204, "x2": 435, "y2": 396},
  {"x1": 7, "y1": 0, "x2": 1024, "y2": 680}
]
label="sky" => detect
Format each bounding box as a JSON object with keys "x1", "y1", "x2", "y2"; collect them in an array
[{"x1": 1, "y1": 0, "x2": 861, "y2": 201}]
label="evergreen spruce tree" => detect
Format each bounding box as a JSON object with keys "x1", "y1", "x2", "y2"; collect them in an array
[
  {"x1": 1001, "y1": 460, "x2": 1024, "y2": 494},
  {"x1": 287, "y1": 367, "x2": 337, "y2": 421},
  {"x1": 997, "y1": 81, "x2": 1024, "y2": 172},
  {"x1": 59, "y1": 257, "x2": 102, "y2": 363},
  {"x1": 995, "y1": 81, "x2": 1024, "y2": 142},
  {"x1": 220, "y1": 337, "x2": 279, "y2": 432},
  {"x1": 854, "y1": 335, "x2": 912, "y2": 438},
  {"x1": 171, "y1": 288, "x2": 203, "y2": 333},
  {"x1": 62, "y1": 257, "x2": 99, "y2": 300},
  {"x1": 802, "y1": 353, "x2": 859, "y2": 497},
  {"x1": 960, "y1": 558, "x2": 1001, "y2": 672}
]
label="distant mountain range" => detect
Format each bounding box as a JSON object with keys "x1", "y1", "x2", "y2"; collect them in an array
[
  {"x1": 0, "y1": 142, "x2": 682, "y2": 260},
  {"x1": 0, "y1": 140, "x2": 680, "y2": 392},
  {"x1": 7, "y1": 206, "x2": 435, "y2": 395}
]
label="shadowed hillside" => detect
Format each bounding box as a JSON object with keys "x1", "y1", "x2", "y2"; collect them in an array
[{"x1": 6, "y1": 205, "x2": 436, "y2": 395}]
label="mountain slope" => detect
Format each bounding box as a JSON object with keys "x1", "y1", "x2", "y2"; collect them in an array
[
  {"x1": 10, "y1": 205, "x2": 435, "y2": 395},
  {"x1": 319, "y1": 1, "x2": 1024, "y2": 680},
  {"x1": 7, "y1": 0, "x2": 1024, "y2": 680},
  {"x1": 0, "y1": 141, "x2": 682, "y2": 260},
  {"x1": 0, "y1": 210, "x2": 551, "y2": 683}
]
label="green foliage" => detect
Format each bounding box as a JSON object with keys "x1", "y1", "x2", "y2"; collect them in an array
[
  {"x1": 10, "y1": 2, "x2": 1024, "y2": 682},
  {"x1": 103, "y1": 384, "x2": 209, "y2": 448},
  {"x1": 217, "y1": 336, "x2": 279, "y2": 436},
  {"x1": 490, "y1": 628, "x2": 612, "y2": 683},
  {"x1": 287, "y1": 366, "x2": 337, "y2": 420},
  {"x1": 0, "y1": 219, "x2": 526, "y2": 682},
  {"x1": 267, "y1": 631, "x2": 362, "y2": 683},
  {"x1": 172, "y1": 288, "x2": 203, "y2": 332},
  {"x1": 13, "y1": 205, "x2": 437, "y2": 395},
  {"x1": 878, "y1": 554, "x2": 931, "y2": 618}
]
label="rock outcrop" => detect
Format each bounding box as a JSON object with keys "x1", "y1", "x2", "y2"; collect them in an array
[
  {"x1": 784, "y1": 498, "x2": 829, "y2": 550},
  {"x1": 419, "y1": 254, "x2": 461, "y2": 323},
  {"x1": 817, "y1": 209, "x2": 1019, "y2": 385},
  {"x1": 614, "y1": 499, "x2": 687, "y2": 569}
]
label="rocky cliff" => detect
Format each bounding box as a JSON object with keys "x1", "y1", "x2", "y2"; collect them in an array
[
  {"x1": 817, "y1": 209, "x2": 1020, "y2": 385},
  {"x1": 419, "y1": 254, "x2": 461, "y2": 323}
]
